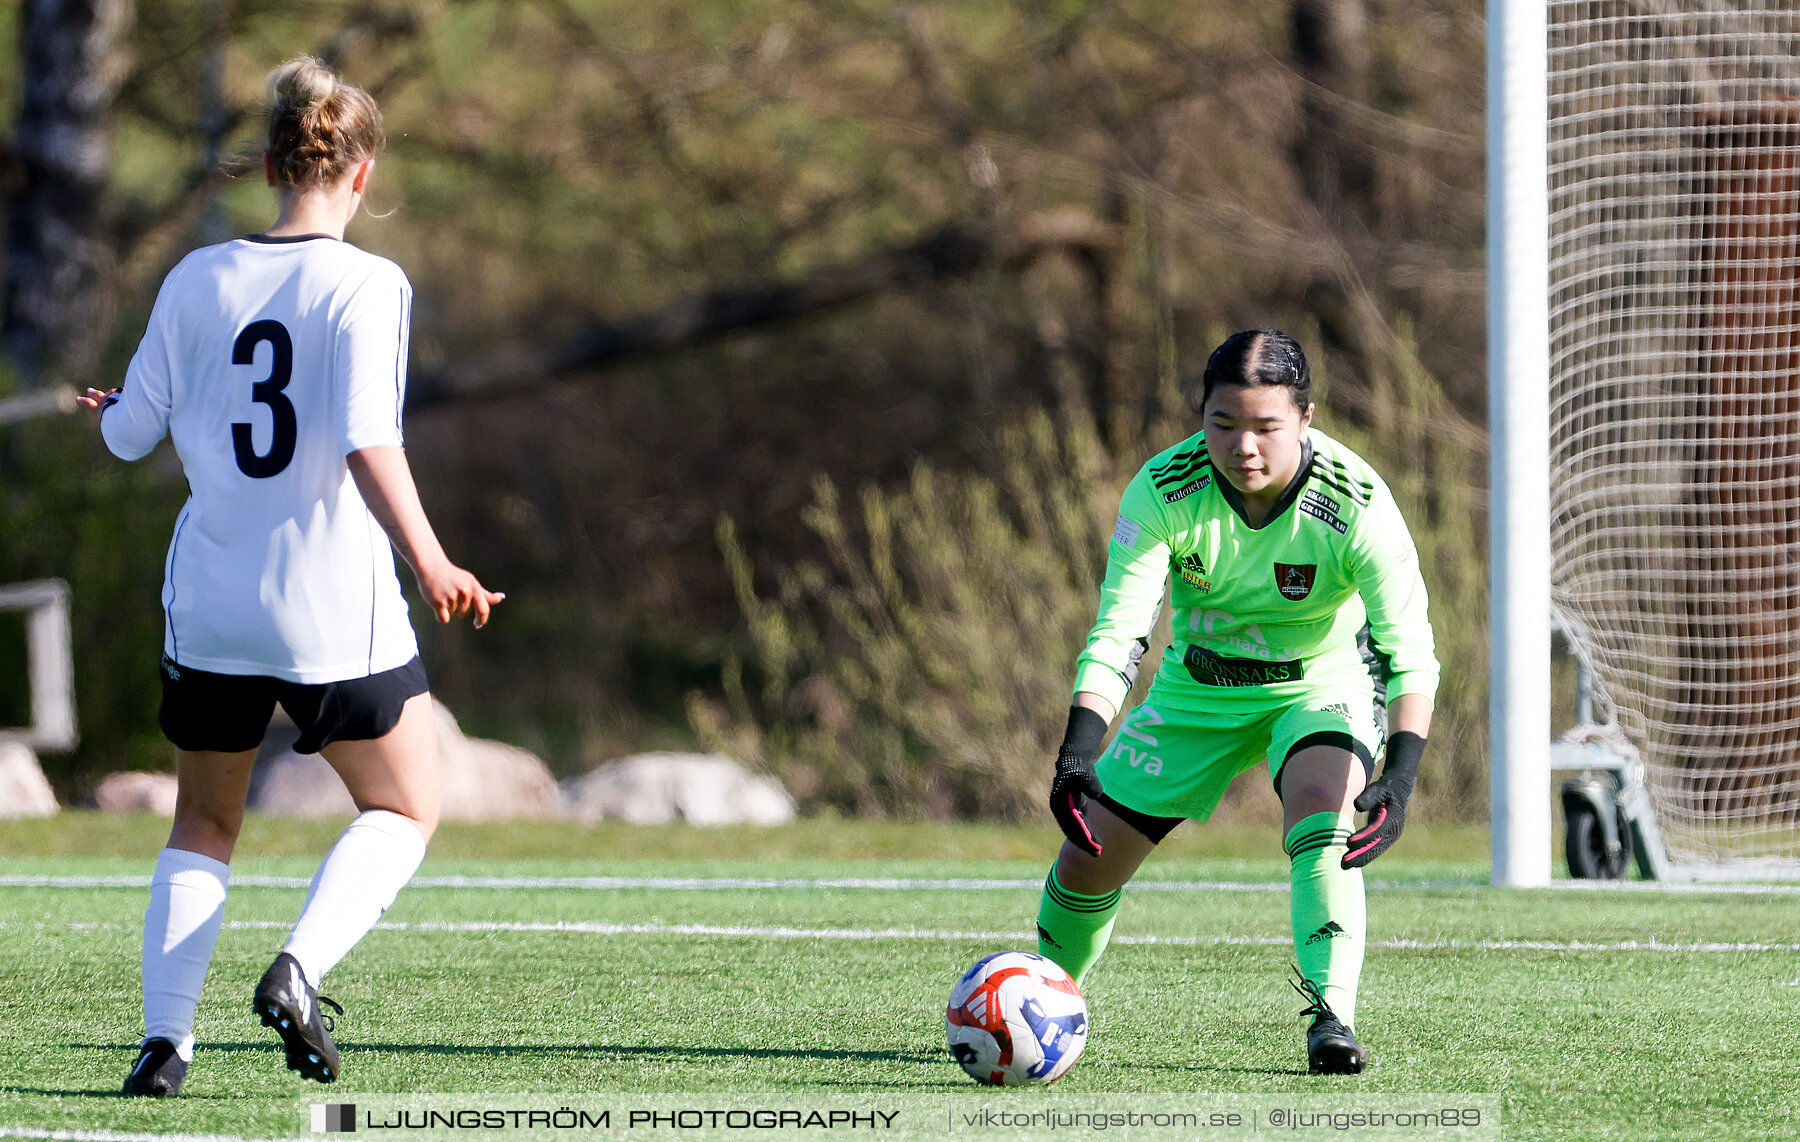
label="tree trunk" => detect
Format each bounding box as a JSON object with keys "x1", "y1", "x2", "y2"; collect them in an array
[
  {"x1": 1291, "y1": 0, "x2": 1384, "y2": 416},
  {"x1": 2, "y1": 0, "x2": 133, "y2": 389},
  {"x1": 1292, "y1": 0, "x2": 1372, "y2": 226}
]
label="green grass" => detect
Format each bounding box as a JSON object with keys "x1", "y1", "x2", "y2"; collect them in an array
[{"x1": 1, "y1": 814, "x2": 1796, "y2": 1141}]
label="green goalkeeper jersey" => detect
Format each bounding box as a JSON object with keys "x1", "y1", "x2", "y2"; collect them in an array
[{"x1": 1072, "y1": 428, "x2": 1438, "y2": 713}]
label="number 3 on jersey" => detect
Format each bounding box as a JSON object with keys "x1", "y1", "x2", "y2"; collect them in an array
[{"x1": 231, "y1": 319, "x2": 296, "y2": 478}]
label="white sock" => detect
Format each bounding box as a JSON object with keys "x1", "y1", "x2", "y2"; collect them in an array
[
  {"x1": 282, "y1": 810, "x2": 427, "y2": 987},
  {"x1": 142, "y1": 848, "x2": 232, "y2": 1062}
]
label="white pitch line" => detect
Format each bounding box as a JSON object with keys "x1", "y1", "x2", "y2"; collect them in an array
[
  {"x1": 0, "y1": 876, "x2": 309, "y2": 889},
  {"x1": 0, "y1": 1127, "x2": 301, "y2": 1142},
  {"x1": 7, "y1": 871, "x2": 1800, "y2": 894},
  {"x1": 407, "y1": 875, "x2": 1351, "y2": 892},
  {"x1": 21, "y1": 872, "x2": 1799, "y2": 893},
  {"x1": 6, "y1": 917, "x2": 1797, "y2": 954},
  {"x1": 0, "y1": 874, "x2": 1315, "y2": 891},
  {"x1": 1540, "y1": 878, "x2": 1800, "y2": 894}
]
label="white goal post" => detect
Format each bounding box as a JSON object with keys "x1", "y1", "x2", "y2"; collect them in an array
[
  {"x1": 1489, "y1": 0, "x2": 1552, "y2": 888},
  {"x1": 1496, "y1": 0, "x2": 1800, "y2": 882},
  {"x1": 0, "y1": 389, "x2": 81, "y2": 755},
  {"x1": 0, "y1": 579, "x2": 77, "y2": 753}
]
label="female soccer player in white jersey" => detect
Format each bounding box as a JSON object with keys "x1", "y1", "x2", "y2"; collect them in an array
[
  {"x1": 1035, "y1": 330, "x2": 1437, "y2": 1074},
  {"x1": 82, "y1": 56, "x2": 502, "y2": 1097}
]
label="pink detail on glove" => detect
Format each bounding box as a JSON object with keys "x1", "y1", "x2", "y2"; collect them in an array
[
  {"x1": 1067, "y1": 793, "x2": 1103, "y2": 856},
  {"x1": 1343, "y1": 804, "x2": 1389, "y2": 864}
]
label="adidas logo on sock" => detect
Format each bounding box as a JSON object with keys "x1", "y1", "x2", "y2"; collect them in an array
[
  {"x1": 1305, "y1": 921, "x2": 1349, "y2": 945},
  {"x1": 1036, "y1": 924, "x2": 1064, "y2": 950}
]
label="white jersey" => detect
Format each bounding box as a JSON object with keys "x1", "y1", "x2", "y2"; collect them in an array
[{"x1": 103, "y1": 235, "x2": 419, "y2": 683}]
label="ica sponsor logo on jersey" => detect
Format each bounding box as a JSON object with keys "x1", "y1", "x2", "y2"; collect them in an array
[
  {"x1": 1191, "y1": 607, "x2": 1291, "y2": 660},
  {"x1": 1177, "y1": 552, "x2": 1213, "y2": 592},
  {"x1": 1275, "y1": 562, "x2": 1317, "y2": 601}
]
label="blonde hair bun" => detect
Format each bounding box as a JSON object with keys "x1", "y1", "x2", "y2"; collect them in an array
[
  {"x1": 266, "y1": 55, "x2": 338, "y2": 109},
  {"x1": 262, "y1": 54, "x2": 383, "y2": 189}
]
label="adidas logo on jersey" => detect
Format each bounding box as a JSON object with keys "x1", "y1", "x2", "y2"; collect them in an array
[
  {"x1": 1178, "y1": 553, "x2": 1213, "y2": 592},
  {"x1": 1306, "y1": 921, "x2": 1349, "y2": 945}
]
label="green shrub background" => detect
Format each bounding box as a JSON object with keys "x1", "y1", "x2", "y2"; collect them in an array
[{"x1": 0, "y1": 0, "x2": 1507, "y2": 819}]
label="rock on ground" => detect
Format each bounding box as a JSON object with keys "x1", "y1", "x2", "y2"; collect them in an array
[
  {"x1": 435, "y1": 703, "x2": 561, "y2": 822},
  {"x1": 561, "y1": 752, "x2": 795, "y2": 826},
  {"x1": 0, "y1": 742, "x2": 58, "y2": 818},
  {"x1": 88, "y1": 771, "x2": 180, "y2": 815},
  {"x1": 246, "y1": 701, "x2": 560, "y2": 821}
]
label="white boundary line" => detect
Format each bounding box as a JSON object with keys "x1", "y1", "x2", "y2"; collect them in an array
[
  {"x1": 5, "y1": 872, "x2": 1796, "y2": 893},
  {"x1": 0, "y1": 874, "x2": 1297, "y2": 891},
  {"x1": 4, "y1": 916, "x2": 1797, "y2": 954}
]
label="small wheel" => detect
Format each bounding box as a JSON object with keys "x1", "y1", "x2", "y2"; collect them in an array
[{"x1": 1565, "y1": 800, "x2": 1634, "y2": 879}]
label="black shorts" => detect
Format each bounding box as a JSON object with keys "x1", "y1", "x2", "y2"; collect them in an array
[
  {"x1": 1095, "y1": 791, "x2": 1186, "y2": 844},
  {"x1": 158, "y1": 655, "x2": 429, "y2": 755}
]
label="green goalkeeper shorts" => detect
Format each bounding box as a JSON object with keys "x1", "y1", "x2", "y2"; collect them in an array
[{"x1": 1093, "y1": 676, "x2": 1383, "y2": 824}]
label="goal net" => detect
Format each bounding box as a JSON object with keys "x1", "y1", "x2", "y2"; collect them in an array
[{"x1": 1548, "y1": 0, "x2": 1800, "y2": 872}]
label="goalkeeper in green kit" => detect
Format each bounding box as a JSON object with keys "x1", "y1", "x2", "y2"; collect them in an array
[{"x1": 1036, "y1": 329, "x2": 1438, "y2": 1074}]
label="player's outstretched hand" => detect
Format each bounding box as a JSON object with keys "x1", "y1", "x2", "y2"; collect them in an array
[
  {"x1": 417, "y1": 561, "x2": 505, "y2": 628},
  {"x1": 1050, "y1": 705, "x2": 1109, "y2": 858},
  {"x1": 1343, "y1": 731, "x2": 1426, "y2": 868},
  {"x1": 78, "y1": 388, "x2": 120, "y2": 422}
]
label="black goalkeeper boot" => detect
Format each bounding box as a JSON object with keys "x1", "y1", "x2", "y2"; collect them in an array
[{"x1": 1291, "y1": 969, "x2": 1369, "y2": 1074}]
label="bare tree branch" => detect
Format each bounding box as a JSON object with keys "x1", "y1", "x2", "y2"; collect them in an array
[
  {"x1": 409, "y1": 209, "x2": 1121, "y2": 409},
  {"x1": 534, "y1": 0, "x2": 745, "y2": 207}
]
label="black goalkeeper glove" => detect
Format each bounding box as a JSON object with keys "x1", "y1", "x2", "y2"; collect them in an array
[
  {"x1": 1342, "y1": 731, "x2": 1425, "y2": 869},
  {"x1": 1050, "y1": 705, "x2": 1109, "y2": 857}
]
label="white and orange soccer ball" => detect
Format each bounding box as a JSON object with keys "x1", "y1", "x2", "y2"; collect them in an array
[{"x1": 945, "y1": 951, "x2": 1089, "y2": 1086}]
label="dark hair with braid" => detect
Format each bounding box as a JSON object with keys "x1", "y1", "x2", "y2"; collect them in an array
[
  {"x1": 1184, "y1": 329, "x2": 1313, "y2": 414},
  {"x1": 264, "y1": 56, "x2": 383, "y2": 190}
]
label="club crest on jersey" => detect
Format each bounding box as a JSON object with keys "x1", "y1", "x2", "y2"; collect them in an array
[{"x1": 1275, "y1": 562, "x2": 1317, "y2": 601}]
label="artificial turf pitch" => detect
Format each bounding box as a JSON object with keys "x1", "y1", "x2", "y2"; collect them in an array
[{"x1": 0, "y1": 815, "x2": 1796, "y2": 1140}]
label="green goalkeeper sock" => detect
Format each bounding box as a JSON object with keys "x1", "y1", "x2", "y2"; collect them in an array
[
  {"x1": 1035, "y1": 867, "x2": 1121, "y2": 985},
  {"x1": 1286, "y1": 812, "x2": 1366, "y2": 1027}
]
